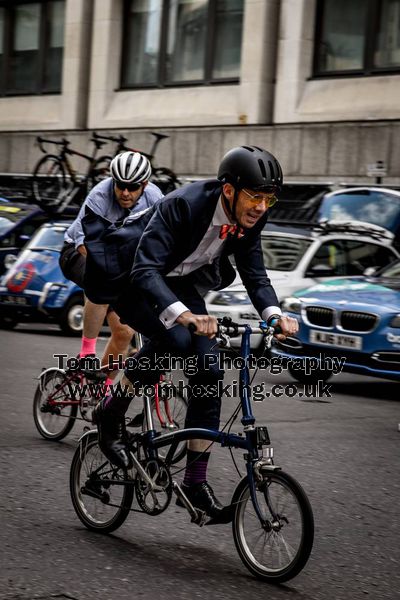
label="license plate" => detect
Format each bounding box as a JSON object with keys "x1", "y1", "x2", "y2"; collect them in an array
[
  {"x1": 310, "y1": 329, "x2": 362, "y2": 350},
  {"x1": 0, "y1": 295, "x2": 30, "y2": 306}
]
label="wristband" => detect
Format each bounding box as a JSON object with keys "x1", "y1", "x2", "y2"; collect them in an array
[{"x1": 267, "y1": 314, "x2": 281, "y2": 327}]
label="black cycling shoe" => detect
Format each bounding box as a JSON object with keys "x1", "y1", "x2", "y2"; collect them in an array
[
  {"x1": 176, "y1": 481, "x2": 224, "y2": 520},
  {"x1": 92, "y1": 401, "x2": 132, "y2": 470}
]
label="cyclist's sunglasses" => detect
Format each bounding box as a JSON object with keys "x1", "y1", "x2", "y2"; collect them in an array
[
  {"x1": 114, "y1": 180, "x2": 143, "y2": 192},
  {"x1": 241, "y1": 188, "x2": 278, "y2": 207}
]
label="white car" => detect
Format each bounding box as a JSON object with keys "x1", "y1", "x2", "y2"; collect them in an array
[{"x1": 206, "y1": 221, "x2": 399, "y2": 350}]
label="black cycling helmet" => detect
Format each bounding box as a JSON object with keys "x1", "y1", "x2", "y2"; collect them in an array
[
  {"x1": 217, "y1": 146, "x2": 282, "y2": 222},
  {"x1": 217, "y1": 145, "x2": 283, "y2": 192}
]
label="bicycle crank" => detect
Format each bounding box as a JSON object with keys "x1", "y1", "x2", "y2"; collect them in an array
[{"x1": 134, "y1": 458, "x2": 172, "y2": 515}]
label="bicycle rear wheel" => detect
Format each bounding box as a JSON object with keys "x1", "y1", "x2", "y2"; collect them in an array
[
  {"x1": 70, "y1": 432, "x2": 134, "y2": 533},
  {"x1": 32, "y1": 155, "x2": 68, "y2": 209},
  {"x1": 33, "y1": 370, "x2": 77, "y2": 441},
  {"x1": 232, "y1": 470, "x2": 314, "y2": 583}
]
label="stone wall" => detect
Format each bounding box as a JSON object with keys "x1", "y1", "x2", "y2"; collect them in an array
[{"x1": 1, "y1": 121, "x2": 399, "y2": 185}]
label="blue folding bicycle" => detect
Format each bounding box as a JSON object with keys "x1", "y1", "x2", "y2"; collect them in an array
[{"x1": 69, "y1": 318, "x2": 314, "y2": 583}]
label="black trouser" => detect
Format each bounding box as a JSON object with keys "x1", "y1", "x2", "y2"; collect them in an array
[{"x1": 113, "y1": 279, "x2": 224, "y2": 430}]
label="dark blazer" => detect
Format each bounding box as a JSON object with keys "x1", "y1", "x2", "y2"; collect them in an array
[{"x1": 82, "y1": 179, "x2": 279, "y2": 315}]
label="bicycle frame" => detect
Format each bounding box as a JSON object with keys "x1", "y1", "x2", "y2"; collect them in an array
[
  {"x1": 121, "y1": 323, "x2": 279, "y2": 525},
  {"x1": 37, "y1": 136, "x2": 107, "y2": 182}
]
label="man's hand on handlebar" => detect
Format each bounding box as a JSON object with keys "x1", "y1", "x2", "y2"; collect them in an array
[
  {"x1": 176, "y1": 311, "x2": 218, "y2": 339},
  {"x1": 274, "y1": 315, "x2": 299, "y2": 341}
]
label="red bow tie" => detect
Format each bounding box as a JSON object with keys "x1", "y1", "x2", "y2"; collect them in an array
[{"x1": 219, "y1": 224, "x2": 245, "y2": 240}]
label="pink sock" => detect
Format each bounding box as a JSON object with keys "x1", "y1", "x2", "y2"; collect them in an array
[{"x1": 79, "y1": 336, "x2": 97, "y2": 357}]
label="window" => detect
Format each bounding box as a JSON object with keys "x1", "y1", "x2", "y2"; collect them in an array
[
  {"x1": 121, "y1": 0, "x2": 244, "y2": 88},
  {"x1": 308, "y1": 241, "x2": 347, "y2": 276},
  {"x1": 0, "y1": 1, "x2": 65, "y2": 95},
  {"x1": 344, "y1": 240, "x2": 397, "y2": 274},
  {"x1": 313, "y1": 0, "x2": 400, "y2": 76},
  {"x1": 261, "y1": 235, "x2": 313, "y2": 271},
  {"x1": 307, "y1": 239, "x2": 397, "y2": 277},
  {"x1": 318, "y1": 190, "x2": 400, "y2": 232}
]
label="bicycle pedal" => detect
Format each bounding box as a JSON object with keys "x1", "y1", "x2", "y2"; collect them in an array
[{"x1": 191, "y1": 509, "x2": 207, "y2": 527}]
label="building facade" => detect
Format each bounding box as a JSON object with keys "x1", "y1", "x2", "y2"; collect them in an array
[{"x1": 0, "y1": 0, "x2": 400, "y2": 183}]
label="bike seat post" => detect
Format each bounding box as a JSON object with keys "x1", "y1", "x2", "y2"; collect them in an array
[{"x1": 149, "y1": 132, "x2": 168, "y2": 161}]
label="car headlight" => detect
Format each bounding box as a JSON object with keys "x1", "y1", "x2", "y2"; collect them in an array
[
  {"x1": 281, "y1": 296, "x2": 302, "y2": 314},
  {"x1": 390, "y1": 314, "x2": 400, "y2": 328},
  {"x1": 212, "y1": 291, "x2": 251, "y2": 305}
]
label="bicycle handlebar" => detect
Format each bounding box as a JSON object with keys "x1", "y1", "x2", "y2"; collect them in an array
[
  {"x1": 188, "y1": 317, "x2": 281, "y2": 339},
  {"x1": 92, "y1": 131, "x2": 128, "y2": 144},
  {"x1": 36, "y1": 136, "x2": 70, "y2": 153}
]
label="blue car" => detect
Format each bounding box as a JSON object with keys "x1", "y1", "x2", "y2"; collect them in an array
[
  {"x1": 277, "y1": 260, "x2": 400, "y2": 383},
  {"x1": 0, "y1": 201, "x2": 48, "y2": 275},
  {"x1": 0, "y1": 222, "x2": 84, "y2": 335}
]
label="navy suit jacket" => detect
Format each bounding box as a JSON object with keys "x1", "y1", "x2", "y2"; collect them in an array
[{"x1": 82, "y1": 179, "x2": 279, "y2": 316}]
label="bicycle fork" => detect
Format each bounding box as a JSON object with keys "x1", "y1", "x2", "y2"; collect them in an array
[{"x1": 247, "y1": 458, "x2": 282, "y2": 527}]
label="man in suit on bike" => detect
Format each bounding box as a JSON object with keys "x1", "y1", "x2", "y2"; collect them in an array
[
  {"x1": 92, "y1": 146, "x2": 299, "y2": 519},
  {"x1": 60, "y1": 151, "x2": 163, "y2": 385}
]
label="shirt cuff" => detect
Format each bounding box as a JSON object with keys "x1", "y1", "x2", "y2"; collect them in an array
[
  {"x1": 261, "y1": 306, "x2": 282, "y2": 323},
  {"x1": 75, "y1": 238, "x2": 85, "y2": 250},
  {"x1": 159, "y1": 301, "x2": 189, "y2": 329}
]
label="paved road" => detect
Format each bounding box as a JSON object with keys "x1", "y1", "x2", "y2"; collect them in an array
[{"x1": 0, "y1": 324, "x2": 399, "y2": 600}]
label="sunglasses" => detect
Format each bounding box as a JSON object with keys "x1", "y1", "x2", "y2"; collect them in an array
[
  {"x1": 241, "y1": 188, "x2": 278, "y2": 207},
  {"x1": 114, "y1": 180, "x2": 143, "y2": 192}
]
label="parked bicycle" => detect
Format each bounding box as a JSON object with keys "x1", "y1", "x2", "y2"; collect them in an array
[
  {"x1": 91, "y1": 131, "x2": 181, "y2": 195},
  {"x1": 69, "y1": 318, "x2": 314, "y2": 583},
  {"x1": 31, "y1": 133, "x2": 111, "y2": 213}
]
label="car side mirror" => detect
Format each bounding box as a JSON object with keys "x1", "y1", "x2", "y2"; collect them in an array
[
  {"x1": 306, "y1": 264, "x2": 335, "y2": 277},
  {"x1": 4, "y1": 253, "x2": 18, "y2": 270}
]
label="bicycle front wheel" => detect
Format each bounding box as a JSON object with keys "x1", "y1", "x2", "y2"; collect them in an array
[
  {"x1": 232, "y1": 470, "x2": 314, "y2": 583},
  {"x1": 33, "y1": 370, "x2": 77, "y2": 441},
  {"x1": 32, "y1": 155, "x2": 67, "y2": 208},
  {"x1": 70, "y1": 432, "x2": 134, "y2": 533}
]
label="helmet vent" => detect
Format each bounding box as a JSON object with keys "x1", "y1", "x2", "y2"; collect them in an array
[
  {"x1": 268, "y1": 160, "x2": 275, "y2": 180},
  {"x1": 258, "y1": 159, "x2": 267, "y2": 179},
  {"x1": 243, "y1": 146, "x2": 255, "y2": 152}
]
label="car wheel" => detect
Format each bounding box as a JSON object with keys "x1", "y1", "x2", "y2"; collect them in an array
[
  {"x1": 59, "y1": 297, "x2": 84, "y2": 336},
  {"x1": 288, "y1": 364, "x2": 332, "y2": 385},
  {"x1": 0, "y1": 316, "x2": 18, "y2": 330}
]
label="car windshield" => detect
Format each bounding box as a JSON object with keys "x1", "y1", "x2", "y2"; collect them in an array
[
  {"x1": 28, "y1": 226, "x2": 66, "y2": 251},
  {"x1": 318, "y1": 190, "x2": 400, "y2": 231},
  {"x1": 381, "y1": 261, "x2": 400, "y2": 278},
  {"x1": 261, "y1": 234, "x2": 312, "y2": 271},
  {"x1": 0, "y1": 205, "x2": 30, "y2": 236}
]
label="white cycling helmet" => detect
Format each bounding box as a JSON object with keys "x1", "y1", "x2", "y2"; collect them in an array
[{"x1": 110, "y1": 151, "x2": 152, "y2": 184}]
